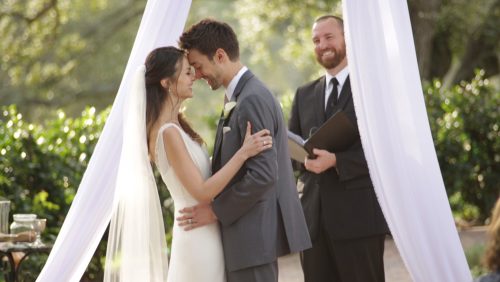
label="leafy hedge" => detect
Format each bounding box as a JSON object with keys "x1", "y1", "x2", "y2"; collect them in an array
[
  {"x1": 0, "y1": 106, "x2": 109, "y2": 280},
  {"x1": 0, "y1": 106, "x2": 107, "y2": 226},
  {"x1": 0, "y1": 106, "x2": 174, "y2": 280},
  {"x1": 424, "y1": 70, "x2": 499, "y2": 222}
]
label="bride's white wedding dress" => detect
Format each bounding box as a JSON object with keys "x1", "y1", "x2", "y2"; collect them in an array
[{"x1": 155, "y1": 123, "x2": 226, "y2": 282}]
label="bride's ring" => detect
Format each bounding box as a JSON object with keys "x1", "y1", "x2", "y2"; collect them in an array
[
  {"x1": 263, "y1": 141, "x2": 266, "y2": 146},
  {"x1": 188, "y1": 219, "x2": 192, "y2": 225}
]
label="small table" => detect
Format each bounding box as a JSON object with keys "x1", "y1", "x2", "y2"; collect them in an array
[{"x1": 0, "y1": 242, "x2": 52, "y2": 282}]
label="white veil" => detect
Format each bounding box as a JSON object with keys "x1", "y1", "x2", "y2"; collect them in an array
[
  {"x1": 103, "y1": 65, "x2": 168, "y2": 281},
  {"x1": 36, "y1": 1, "x2": 192, "y2": 281}
]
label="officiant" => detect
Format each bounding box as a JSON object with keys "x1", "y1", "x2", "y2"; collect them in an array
[{"x1": 288, "y1": 15, "x2": 389, "y2": 282}]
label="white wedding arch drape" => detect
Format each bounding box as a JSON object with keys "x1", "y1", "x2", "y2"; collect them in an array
[
  {"x1": 343, "y1": 1, "x2": 472, "y2": 281},
  {"x1": 36, "y1": 1, "x2": 191, "y2": 281}
]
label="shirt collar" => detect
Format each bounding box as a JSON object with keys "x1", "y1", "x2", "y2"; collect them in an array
[
  {"x1": 226, "y1": 66, "x2": 248, "y2": 102},
  {"x1": 325, "y1": 66, "x2": 349, "y2": 89}
]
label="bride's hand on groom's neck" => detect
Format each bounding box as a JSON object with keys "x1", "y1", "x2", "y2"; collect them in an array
[{"x1": 177, "y1": 203, "x2": 217, "y2": 231}]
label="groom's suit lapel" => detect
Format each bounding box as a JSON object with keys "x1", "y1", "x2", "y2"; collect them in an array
[
  {"x1": 212, "y1": 111, "x2": 225, "y2": 172},
  {"x1": 212, "y1": 70, "x2": 254, "y2": 173}
]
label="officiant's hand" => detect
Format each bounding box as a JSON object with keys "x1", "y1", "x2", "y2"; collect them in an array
[
  {"x1": 177, "y1": 203, "x2": 217, "y2": 231},
  {"x1": 304, "y1": 148, "x2": 337, "y2": 174}
]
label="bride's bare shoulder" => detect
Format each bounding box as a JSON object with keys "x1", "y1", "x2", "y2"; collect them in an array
[
  {"x1": 149, "y1": 122, "x2": 185, "y2": 160},
  {"x1": 161, "y1": 125, "x2": 183, "y2": 144}
]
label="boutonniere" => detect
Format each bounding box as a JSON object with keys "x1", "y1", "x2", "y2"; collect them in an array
[
  {"x1": 223, "y1": 101, "x2": 237, "y2": 120},
  {"x1": 223, "y1": 126, "x2": 231, "y2": 134}
]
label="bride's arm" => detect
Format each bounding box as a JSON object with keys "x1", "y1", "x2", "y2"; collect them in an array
[{"x1": 162, "y1": 122, "x2": 272, "y2": 203}]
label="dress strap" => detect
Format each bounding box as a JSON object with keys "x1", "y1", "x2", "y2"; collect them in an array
[
  {"x1": 155, "y1": 122, "x2": 192, "y2": 170},
  {"x1": 157, "y1": 122, "x2": 182, "y2": 135}
]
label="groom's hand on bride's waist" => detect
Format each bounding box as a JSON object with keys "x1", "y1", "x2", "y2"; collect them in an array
[{"x1": 177, "y1": 203, "x2": 218, "y2": 231}]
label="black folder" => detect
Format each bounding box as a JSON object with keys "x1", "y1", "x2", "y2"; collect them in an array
[{"x1": 288, "y1": 111, "x2": 359, "y2": 163}]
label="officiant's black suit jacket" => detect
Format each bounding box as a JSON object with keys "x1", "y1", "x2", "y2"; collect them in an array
[{"x1": 289, "y1": 75, "x2": 389, "y2": 241}]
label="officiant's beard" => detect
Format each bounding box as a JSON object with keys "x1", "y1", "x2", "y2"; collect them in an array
[{"x1": 316, "y1": 48, "x2": 346, "y2": 70}]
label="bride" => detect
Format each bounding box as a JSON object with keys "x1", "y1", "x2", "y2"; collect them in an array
[{"x1": 113, "y1": 46, "x2": 272, "y2": 282}]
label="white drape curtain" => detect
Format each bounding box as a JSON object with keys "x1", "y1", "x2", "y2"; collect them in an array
[
  {"x1": 36, "y1": 1, "x2": 191, "y2": 281},
  {"x1": 343, "y1": 1, "x2": 472, "y2": 281}
]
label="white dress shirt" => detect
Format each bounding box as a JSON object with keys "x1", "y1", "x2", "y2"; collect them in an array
[{"x1": 225, "y1": 66, "x2": 248, "y2": 102}]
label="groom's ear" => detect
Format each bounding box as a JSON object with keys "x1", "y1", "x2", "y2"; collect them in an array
[{"x1": 213, "y1": 48, "x2": 227, "y2": 63}]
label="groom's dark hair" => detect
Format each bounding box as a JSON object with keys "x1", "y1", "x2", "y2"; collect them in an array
[{"x1": 179, "y1": 18, "x2": 240, "y2": 61}]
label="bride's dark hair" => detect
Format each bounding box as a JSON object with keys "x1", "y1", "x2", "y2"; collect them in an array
[{"x1": 144, "y1": 46, "x2": 203, "y2": 152}]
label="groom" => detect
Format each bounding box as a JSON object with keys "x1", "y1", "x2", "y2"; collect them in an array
[{"x1": 177, "y1": 19, "x2": 311, "y2": 281}]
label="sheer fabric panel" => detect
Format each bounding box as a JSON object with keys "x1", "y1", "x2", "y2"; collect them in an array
[{"x1": 342, "y1": 1, "x2": 471, "y2": 281}]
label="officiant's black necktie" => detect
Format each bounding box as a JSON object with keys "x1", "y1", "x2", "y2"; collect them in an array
[{"x1": 325, "y1": 77, "x2": 339, "y2": 119}]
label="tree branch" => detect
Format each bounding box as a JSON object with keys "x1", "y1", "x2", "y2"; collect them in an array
[
  {"x1": 449, "y1": 0, "x2": 500, "y2": 85},
  {"x1": 0, "y1": 0, "x2": 58, "y2": 24},
  {"x1": 36, "y1": 3, "x2": 145, "y2": 92}
]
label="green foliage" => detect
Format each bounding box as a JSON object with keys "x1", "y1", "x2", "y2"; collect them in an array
[
  {"x1": 0, "y1": 0, "x2": 145, "y2": 119},
  {"x1": 279, "y1": 89, "x2": 295, "y2": 123},
  {"x1": 15, "y1": 252, "x2": 50, "y2": 282},
  {"x1": 235, "y1": 0, "x2": 340, "y2": 71},
  {"x1": 465, "y1": 243, "x2": 488, "y2": 278},
  {"x1": 0, "y1": 105, "x2": 109, "y2": 278},
  {"x1": 0, "y1": 105, "x2": 106, "y2": 221},
  {"x1": 424, "y1": 70, "x2": 499, "y2": 222},
  {"x1": 0, "y1": 105, "x2": 175, "y2": 279},
  {"x1": 234, "y1": 0, "x2": 340, "y2": 95},
  {"x1": 438, "y1": 0, "x2": 495, "y2": 53}
]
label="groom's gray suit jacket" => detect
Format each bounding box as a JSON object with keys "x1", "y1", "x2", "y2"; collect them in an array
[{"x1": 212, "y1": 70, "x2": 311, "y2": 272}]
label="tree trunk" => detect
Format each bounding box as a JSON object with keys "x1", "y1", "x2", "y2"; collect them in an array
[
  {"x1": 408, "y1": 0, "x2": 443, "y2": 81},
  {"x1": 450, "y1": 0, "x2": 500, "y2": 85}
]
